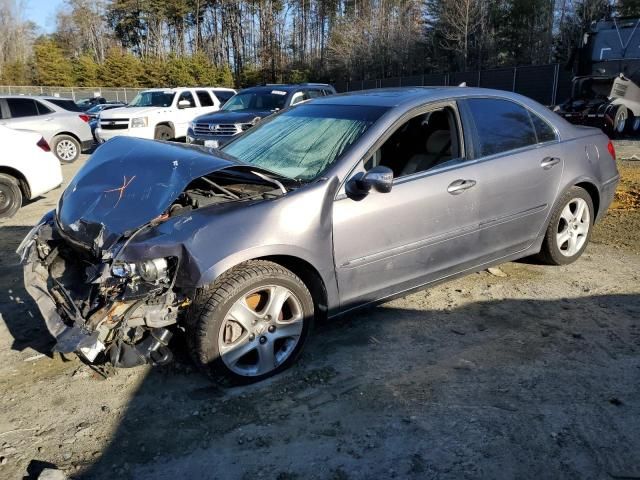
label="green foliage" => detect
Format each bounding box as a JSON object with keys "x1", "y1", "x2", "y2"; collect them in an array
[
  {"x1": 98, "y1": 49, "x2": 142, "y2": 87},
  {"x1": 0, "y1": 60, "x2": 32, "y2": 85},
  {"x1": 73, "y1": 55, "x2": 99, "y2": 86},
  {"x1": 287, "y1": 69, "x2": 310, "y2": 83},
  {"x1": 32, "y1": 38, "x2": 74, "y2": 86},
  {"x1": 618, "y1": 0, "x2": 640, "y2": 16}
]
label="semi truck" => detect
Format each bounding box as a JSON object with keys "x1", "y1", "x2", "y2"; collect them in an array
[{"x1": 554, "y1": 17, "x2": 640, "y2": 135}]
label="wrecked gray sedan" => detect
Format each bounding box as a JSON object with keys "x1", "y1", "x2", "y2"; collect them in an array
[{"x1": 19, "y1": 88, "x2": 619, "y2": 383}]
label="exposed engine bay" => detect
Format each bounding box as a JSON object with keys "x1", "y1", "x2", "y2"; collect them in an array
[{"x1": 20, "y1": 152, "x2": 289, "y2": 368}]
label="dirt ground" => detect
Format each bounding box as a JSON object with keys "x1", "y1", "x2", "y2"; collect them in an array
[{"x1": 1, "y1": 143, "x2": 639, "y2": 480}]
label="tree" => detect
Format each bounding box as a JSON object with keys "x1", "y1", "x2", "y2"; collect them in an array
[
  {"x1": 32, "y1": 38, "x2": 74, "y2": 86},
  {"x1": 437, "y1": 0, "x2": 484, "y2": 70},
  {"x1": 73, "y1": 54, "x2": 99, "y2": 86},
  {"x1": 98, "y1": 49, "x2": 142, "y2": 86}
]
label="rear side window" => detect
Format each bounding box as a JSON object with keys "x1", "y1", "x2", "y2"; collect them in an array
[
  {"x1": 47, "y1": 99, "x2": 81, "y2": 111},
  {"x1": 35, "y1": 101, "x2": 53, "y2": 115},
  {"x1": 306, "y1": 89, "x2": 323, "y2": 99},
  {"x1": 196, "y1": 90, "x2": 214, "y2": 107},
  {"x1": 213, "y1": 90, "x2": 234, "y2": 104},
  {"x1": 530, "y1": 112, "x2": 557, "y2": 143},
  {"x1": 465, "y1": 98, "x2": 537, "y2": 157},
  {"x1": 7, "y1": 98, "x2": 39, "y2": 118}
]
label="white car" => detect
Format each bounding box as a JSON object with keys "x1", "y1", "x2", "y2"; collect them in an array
[
  {"x1": 95, "y1": 87, "x2": 236, "y2": 142},
  {"x1": 0, "y1": 125, "x2": 63, "y2": 218}
]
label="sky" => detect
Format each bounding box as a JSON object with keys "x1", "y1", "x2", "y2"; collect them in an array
[{"x1": 22, "y1": 0, "x2": 64, "y2": 34}]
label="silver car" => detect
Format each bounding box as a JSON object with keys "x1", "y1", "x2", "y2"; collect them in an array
[
  {"x1": 19, "y1": 87, "x2": 619, "y2": 384},
  {"x1": 0, "y1": 95, "x2": 93, "y2": 162}
]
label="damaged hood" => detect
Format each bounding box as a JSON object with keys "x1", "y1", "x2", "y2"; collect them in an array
[{"x1": 57, "y1": 137, "x2": 246, "y2": 252}]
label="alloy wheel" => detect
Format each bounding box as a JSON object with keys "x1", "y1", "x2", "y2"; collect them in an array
[
  {"x1": 56, "y1": 139, "x2": 77, "y2": 161},
  {"x1": 556, "y1": 197, "x2": 590, "y2": 257},
  {"x1": 218, "y1": 285, "x2": 304, "y2": 377},
  {"x1": 614, "y1": 108, "x2": 628, "y2": 134}
]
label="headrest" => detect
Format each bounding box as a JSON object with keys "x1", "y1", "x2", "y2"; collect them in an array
[{"x1": 426, "y1": 130, "x2": 451, "y2": 154}]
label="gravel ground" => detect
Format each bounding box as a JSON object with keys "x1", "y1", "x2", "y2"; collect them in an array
[{"x1": 0, "y1": 143, "x2": 639, "y2": 480}]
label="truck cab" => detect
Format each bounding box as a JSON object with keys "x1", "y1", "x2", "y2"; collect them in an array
[{"x1": 96, "y1": 87, "x2": 236, "y2": 142}]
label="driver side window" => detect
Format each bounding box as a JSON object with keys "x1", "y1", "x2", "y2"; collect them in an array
[{"x1": 363, "y1": 106, "x2": 463, "y2": 178}]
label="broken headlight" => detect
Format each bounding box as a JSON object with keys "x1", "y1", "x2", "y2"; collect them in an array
[
  {"x1": 136, "y1": 258, "x2": 168, "y2": 282},
  {"x1": 111, "y1": 258, "x2": 169, "y2": 283}
]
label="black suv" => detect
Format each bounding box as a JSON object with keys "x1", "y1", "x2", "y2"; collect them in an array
[{"x1": 186, "y1": 83, "x2": 336, "y2": 148}]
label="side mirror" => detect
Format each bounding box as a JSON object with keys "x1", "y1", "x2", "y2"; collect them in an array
[
  {"x1": 177, "y1": 100, "x2": 192, "y2": 109},
  {"x1": 346, "y1": 166, "x2": 393, "y2": 199}
]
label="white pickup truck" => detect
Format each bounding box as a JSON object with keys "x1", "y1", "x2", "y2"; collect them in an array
[{"x1": 95, "y1": 87, "x2": 236, "y2": 142}]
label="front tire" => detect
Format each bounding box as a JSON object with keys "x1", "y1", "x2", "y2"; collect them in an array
[
  {"x1": 52, "y1": 134, "x2": 80, "y2": 163},
  {"x1": 154, "y1": 125, "x2": 173, "y2": 141},
  {"x1": 538, "y1": 186, "x2": 594, "y2": 265},
  {"x1": 0, "y1": 173, "x2": 22, "y2": 218},
  {"x1": 186, "y1": 261, "x2": 314, "y2": 385}
]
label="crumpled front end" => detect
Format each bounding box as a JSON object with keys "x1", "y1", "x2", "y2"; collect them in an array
[{"x1": 19, "y1": 212, "x2": 187, "y2": 367}]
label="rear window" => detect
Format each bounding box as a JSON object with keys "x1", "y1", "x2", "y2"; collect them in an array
[
  {"x1": 36, "y1": 101, "x2": 53, "y2": 115},
  {"x1": 196, "y1": 90, "x2": 214, "y2": 107},
  {"x1": 7, "y1": 98, "x2": 39, "y2": 118},
  {"x1": 530, "y1": 112, "x2": 557, "y2": 143},
  {"x1": 213, "y1": 90, "x2": 234, "y2": 104},
  {"x1": 465, "y1": 98, "x2": 538, "y2": 157},
  {"x1": 47, "y1": 98, "x2": 82, "y2": 112}
]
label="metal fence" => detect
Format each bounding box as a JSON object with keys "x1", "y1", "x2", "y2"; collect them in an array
[
  {"x1": 0, "y1": 63, "x2": 575, "y2": 106},
  {"x1": 0, "y1": 85, "x2": 145, "y2": 103},
  {"x1": 333, "y1": 63, "x2": 574, "y2": 106}
]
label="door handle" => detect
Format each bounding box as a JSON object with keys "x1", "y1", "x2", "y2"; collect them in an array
[
  {"x1": 447, "y1": 179, "x2": 477, "y2": 195},
  {"x1": 541, "y1": 157, "x2": 560, "y2": 169}
]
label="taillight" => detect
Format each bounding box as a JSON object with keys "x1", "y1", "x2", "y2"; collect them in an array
[
  {"x1": 607, "y1": 140, "x2": 616, "y2": 160},
  {"x1": 79, "y1": 114, "x2": 90, "y2": 123},
  {"x1": 37, "y1": 137, "x2": 50, "y2": 152}
]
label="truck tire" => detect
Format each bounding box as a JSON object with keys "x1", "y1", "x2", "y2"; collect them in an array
[
  {"x1": 186, "y1": 260, "x2": 314, "y2": 385},
  {"x1": 612, "y1": 105, "x2": 629, "y2": 135},
  {"x1": 52, "y1": 134, "x2": 81, "y2": 163},
  {"x1": 154, "y1": 125, "x2": 173, "y2": 141},
  {"x1": 0, "y1": 173, "x2": 23, "y2": 219}
]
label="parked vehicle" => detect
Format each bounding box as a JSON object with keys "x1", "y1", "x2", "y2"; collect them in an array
[
  {"x1": 85, "y1": 103, "x2": 126, "y2": 140},
  {"x1": 0, "y1": 95, "x2": 93, "y2": 163},
  {"x1": 187, "y1": 83, "x2": 336, "y2": 148},
  {"x1": 19, "y1": 87, "x2": 618, "y2": 384},
  {"x1": 554, "y1": 17, "x2": 640, "y2": 135},
  {"x1": 95, "y1": 87, "x2": 236, "y2": 142},
  {"x1": 76, "y1": 97, "x2": 107, "y2": 111},
  {"x1": 0, "y1": 125, "x2": 63, "y2": 218}
]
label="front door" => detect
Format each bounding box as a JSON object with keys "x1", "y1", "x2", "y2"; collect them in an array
[{"x1": 332, "y1": 103, "x2": 482, "y2": 310}]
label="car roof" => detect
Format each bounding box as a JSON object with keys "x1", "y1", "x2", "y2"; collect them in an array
[
  {"x1": 0, "y1": 95, "x2": 75, "y2": 101},
  {"x1": 140, "y1": 87, "x2": 235, "y2": 93},
  {"x1": 309, "y1": 87, "x2": 540, "y2": 108}
]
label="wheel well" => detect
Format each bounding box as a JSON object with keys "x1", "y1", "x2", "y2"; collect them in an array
[
  {"x1": 575, "y1": 181, "x2": 600, "y2": 220},
  {"x1": 260, "y1": 255, "x2": 329, "y2": 321},
  {"x1": 155, "y1": 122, "x2": 175, "y2": 135},
  {"x1": 55, "y1": 132, "x2": 81, "y2": 144},
  {"x1": 0, "y1": 166, "x2": 29, "y2": 199}
]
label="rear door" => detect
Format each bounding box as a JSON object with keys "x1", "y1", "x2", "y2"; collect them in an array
[
  {"x1": 2, "y1": 98, "x2": 58, "y2": 142},
  {"x1": 459, "y1": 97, "x2": 564, "y2": 261}
]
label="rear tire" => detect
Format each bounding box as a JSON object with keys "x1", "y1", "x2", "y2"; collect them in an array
[
  {"x1": 186, "y1": 260, "x2": 314, "y2": 385},
  {"x1": 0, "y1": 173, "x2": 22, "y2": 219},
  {"x1": 52, "y1": 135, "x2": 80, "y2": 163},
  {"x1": 538, "y1": 186, "x2": 594, "y2": 266},
  {"x1": 154, "y1": 125, "x2": 173, "y2": 141}
]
